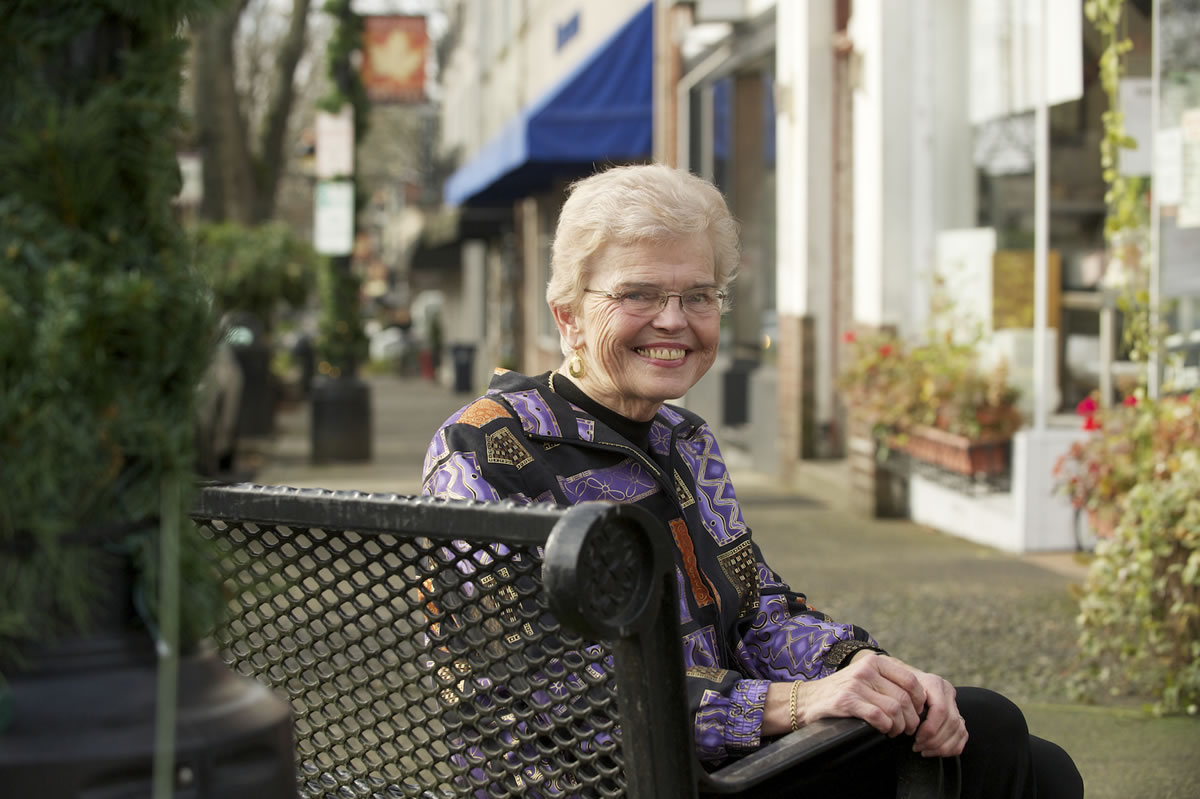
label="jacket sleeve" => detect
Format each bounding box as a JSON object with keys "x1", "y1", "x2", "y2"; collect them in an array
[
  {"x1": 688, "y1": 668, "x2": 771, "y2": 762},
  {"x1": 678, "y1": 552, "x2": 883, "y2": 762},
  {"x1": 736, "y1": 537, "x2": 884, "y2": 682},
  {"x1": 421, "y1": 409, "x2": 539, "y2": 503}
]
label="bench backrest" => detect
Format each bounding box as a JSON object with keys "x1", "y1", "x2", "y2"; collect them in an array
[{"x1": 191, "y1": 483, "x2": 696, "y2": 799}]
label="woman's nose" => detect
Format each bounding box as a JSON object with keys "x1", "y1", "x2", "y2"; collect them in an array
[{"x1": 651, "y1": 297, "x2": 689, "y2": 328}]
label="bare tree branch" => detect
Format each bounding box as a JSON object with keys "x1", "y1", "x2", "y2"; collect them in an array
[{"x1": 253, "y1": 0, "x2": 313, "y2": 222}]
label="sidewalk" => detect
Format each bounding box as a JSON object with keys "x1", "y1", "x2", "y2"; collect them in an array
[{"x1": 251, "y1": 374, "x2": 1200, "y2": 799}]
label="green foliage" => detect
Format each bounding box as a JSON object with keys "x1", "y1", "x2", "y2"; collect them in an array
[
  {"x1": 1073, "y1": 459, "x2": 1200, "y2": 715},
  {"x1": 1062, "y1": 2, "x2": 1197, "y2": 715},
  {"x1": 0, "y1": 1, "x2": 225, "y2": 666},
  {"x1": 192, "y1": 221, "x2": 320, "y2": 331},
  {"x1": 314, "y1": 0, "x2": 371, "y2": 375},
  {"x1": 1055, "y1": 391, "x2": 1200, "y2": 535},
  {"x1": 317, "y1": 261, "x2": 369, "y2": 376},
  {"x1": 838, "y1": 285, "x2": 1023, "y2": 444},
  {"x1": 320, "y1": 0, "x2": 371, "y2": 146},
  {"x1": 1084, "y1": 0, "x2": 1164, "y2": 369}
]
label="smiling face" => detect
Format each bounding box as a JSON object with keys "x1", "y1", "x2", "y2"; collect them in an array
[{"x1": 552, "y1": 233, "x2": 722, "y2": 421}]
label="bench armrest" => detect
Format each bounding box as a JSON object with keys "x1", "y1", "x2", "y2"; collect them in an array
[{"x1": 697, "y1": 717, "x2": 875, "y2": 793}]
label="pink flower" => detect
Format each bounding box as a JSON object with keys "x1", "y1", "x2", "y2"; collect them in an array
[
  {"x1": 1076, "y1": 396, "x2": 1097, "y2": 416},
  {"x1": 879, "y1": 344, "x2": 893, "y2": 358},
  {"x1": 1083, "y1": 415, "x2": 1101, "y2": 431},
  {"x1": 1123, "y1": 395, "x2": 1138, "y2": 407},
  {"x1": 843, "y1": 331, "x2": 857, "y2": 344}
]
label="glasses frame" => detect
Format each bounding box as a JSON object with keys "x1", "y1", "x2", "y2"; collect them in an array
[{"x1": 582, "y1": 287, "x2": 728, "y2": 317}]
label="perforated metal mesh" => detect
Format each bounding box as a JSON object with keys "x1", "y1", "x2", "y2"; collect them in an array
[{"x1": 194, "y1": 516, "x2": 626, "y2": 799}]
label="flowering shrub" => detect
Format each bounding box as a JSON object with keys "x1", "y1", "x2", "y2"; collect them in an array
[
  {"x1": 1073, "y1": 458, "x2": 1200, "y2": 714},
  {"x1": 1056, "y1": 389, "x2": 1200, "y2": 712},
  {"x1": 838, "y1": 328, "x2": 1023, "y2": 443},
  {"x1": 1054, "y1": 390, "x2": 1200, "y2": 536}
]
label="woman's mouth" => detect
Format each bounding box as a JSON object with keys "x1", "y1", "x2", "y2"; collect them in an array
[{"x1": 635, "y1": 346, "x2": 686, "y2": 360}]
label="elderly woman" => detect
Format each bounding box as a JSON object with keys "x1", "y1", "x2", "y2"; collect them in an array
[{"x1": 422, "y1": 164, "x2": 1081, "y2": 798}]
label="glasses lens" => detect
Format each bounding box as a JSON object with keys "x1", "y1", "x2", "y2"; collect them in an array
[
  {"x1": 683, "y1": 290, "x2": 721, "y2": 314},
  {"x1": 619, "y1": 291, "x2": 661, "y2": 314},
  {"x1": 613, "y1": 289, "x2": 724, "y2": 315}
]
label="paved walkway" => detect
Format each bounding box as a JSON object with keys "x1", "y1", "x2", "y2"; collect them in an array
[{"x1": 250, "y1": 375, "x2": 1200, "y2": 799}]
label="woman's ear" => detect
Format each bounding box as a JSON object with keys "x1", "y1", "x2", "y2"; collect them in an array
[{"x1": 552, "y1": 304, "x2": 585, "y2": 351}]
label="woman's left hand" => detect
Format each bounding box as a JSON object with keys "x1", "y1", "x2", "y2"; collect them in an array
[
  {"x1": 909, "y1": 668, "x2": 968, "y2": 758},
  {"x1": 848, "y1": 651, "x2": 967, "y2": 758}
]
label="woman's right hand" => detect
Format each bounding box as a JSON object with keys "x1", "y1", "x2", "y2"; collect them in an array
[{"x1": 790, "y1": 653, "x2": 927, "y2": 738}]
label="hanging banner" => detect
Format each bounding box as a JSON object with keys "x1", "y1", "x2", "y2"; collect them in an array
[
  {"x1": 969, "y1": 0, "x2": 1083, "y2": 124},
  {"x1": 361, "y1": 16, "x2": 428, "y2": 104},
  {"x1": 314, "y1": 180, "x2": 355, "y2": 256}
]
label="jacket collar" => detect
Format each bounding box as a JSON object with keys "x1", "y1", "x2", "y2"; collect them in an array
[{"x1": 485, "y1": 368, "x2": 705, "y2": 446}]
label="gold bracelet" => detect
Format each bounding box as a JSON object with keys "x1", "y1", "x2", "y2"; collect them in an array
[{"x1": 788, "y1": 681, "x2": 801, "y2": 732}]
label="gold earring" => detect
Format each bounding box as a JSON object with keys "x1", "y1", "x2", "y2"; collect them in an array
[{"x1": 568, "y1": 351, "x2": 586, "y2": 378}]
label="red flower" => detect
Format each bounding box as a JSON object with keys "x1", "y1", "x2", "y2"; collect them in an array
[
  {"x1": 878, "y1": 344, "x2": 893, "y2": 358},
  {"x1": 1122, "y1": 394, "x2": 1138, "y2": 406},
  {"x1": 843, "y1": 330, "x2": 857, "y2": 343},
  {"x1": 1083, "y1": 415, "x2": 1101, "y2": 431},
  {"x1": 1076, "y1": 396, "x2": 1097, "y2": 416}
]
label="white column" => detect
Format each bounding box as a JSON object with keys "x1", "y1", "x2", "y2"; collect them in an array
[
  {"x1": 462, "y1": 240, "x2": 487, "y2": 341},
  {"x1": 850, "y1": 0, "x2": 915, "y2": 330},
  {"x1": 775, "y1": 0, "x2": 834, "y2": 413}
]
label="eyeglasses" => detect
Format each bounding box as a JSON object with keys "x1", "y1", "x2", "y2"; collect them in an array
[{"x1": 583, "y1": 287, "x2": 727, "y2": 317}]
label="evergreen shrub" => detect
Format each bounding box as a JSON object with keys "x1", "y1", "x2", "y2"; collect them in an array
[{"x1": 0, "y1": 0, "x2": 225, "y2": 668}]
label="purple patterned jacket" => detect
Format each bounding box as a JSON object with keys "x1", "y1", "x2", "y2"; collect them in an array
[{"x1": 421, "y1": 369, "x2": 881, "y2": 763}]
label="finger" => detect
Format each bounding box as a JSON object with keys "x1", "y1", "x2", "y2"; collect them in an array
[
  {"x1": 923, "y1": 718, "x2": 968, "y2": 757},
  {"x1": 914, "y1": 696, "x2": 951, "y2": 746},
  {"x1": 868, "y1": 673, "x2": 923, "y2": 735},
  {"x1": 850, "y1": 690, "x2": 911, "y2": 738},
  {"x1": 913, "y1": 679, "x2": 957, "y2": 746},
  {"x1": 872, "y1": 656, "x2": 928, "y2": 711},
  {"x1": 915, "y1": 709, "x2": 968, "y2": 757},
  {"x1": 844, "y1": 657, "x2": 926, "y2": 729}
]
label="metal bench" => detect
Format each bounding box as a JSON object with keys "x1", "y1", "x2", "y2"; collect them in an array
[{"x1": 192, "y1": 483, "x2": 948, "y2": 799}]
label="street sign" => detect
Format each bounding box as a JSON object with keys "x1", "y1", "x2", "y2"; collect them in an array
[
  {"x1": 314, "y1": 180, "x2": 355, "y2": 256},
  {"x1": 315, "y1": 106, "x2": 355, "y2": 179}
]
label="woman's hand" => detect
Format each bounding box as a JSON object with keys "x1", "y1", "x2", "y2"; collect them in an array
[
  {"x1": 765, "y1": 653, "x2": 967, "y2": 758},
  {"x1": 908, "y1": 668, "x2": 968, "y2": 758},
  {"x1": 763, "y1": 653, "x2": 925, "y2": 738}
]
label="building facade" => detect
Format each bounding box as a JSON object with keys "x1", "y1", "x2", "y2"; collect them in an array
[{"x1": 428, "y1": 0, "x2": 1197, "y2": 552}]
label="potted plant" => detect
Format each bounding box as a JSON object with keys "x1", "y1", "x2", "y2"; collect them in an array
[
  {"x1": 0, "y1": 2, "x2": 293, "y2": 794},
  {"x1": 192, "y1": 221, "x2": 319, "y2": 438},
  {"x1": 838, "y1": 312, "x2": 1023, "y2": 480}
]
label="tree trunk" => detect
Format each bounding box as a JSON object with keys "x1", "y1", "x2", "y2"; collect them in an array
[
  {"x1": 253, "y1": 0, "x2": 312, "y2": 222},
  {"x1": 191, "y1": 0, "x2": 309, "y2": 225}
]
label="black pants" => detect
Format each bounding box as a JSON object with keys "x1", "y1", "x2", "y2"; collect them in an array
[{"x1": 707, "y1": 688, "x2": 1084, "y2": 799}]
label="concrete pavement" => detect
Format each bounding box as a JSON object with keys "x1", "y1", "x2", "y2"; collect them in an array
[{"x1": 250, "y1": 374, "x2": 1200, "y2": 798}]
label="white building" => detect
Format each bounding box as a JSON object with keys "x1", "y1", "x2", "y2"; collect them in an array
[{"x1": 427, "y1": 0, "x2": 1198, "y2": 553}]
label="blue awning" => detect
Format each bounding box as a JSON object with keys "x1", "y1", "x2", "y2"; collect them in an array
[{"x1": 443, "y1": 3, "x2": 653, "y2": 207}]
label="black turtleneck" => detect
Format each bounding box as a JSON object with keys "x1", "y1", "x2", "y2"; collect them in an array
[{"x1": 545, "y1": 371, "x2": 656, "y2": 453}]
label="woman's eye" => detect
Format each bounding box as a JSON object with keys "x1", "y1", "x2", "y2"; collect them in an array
[
  {"x1": 622, "y1": 291, "x2": 649, "y2": 302},
  {"x1": 686, "y1": 291, "x2": 713, "y2": 305}
]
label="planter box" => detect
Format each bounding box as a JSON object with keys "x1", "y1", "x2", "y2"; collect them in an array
[{"x1": 896, "y1": 424, "x2": 1011, "y2": 479}]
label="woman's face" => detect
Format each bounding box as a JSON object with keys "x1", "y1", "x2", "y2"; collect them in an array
[{"x1": 553, "y1": 233, "x2": 722, "y2": 421}]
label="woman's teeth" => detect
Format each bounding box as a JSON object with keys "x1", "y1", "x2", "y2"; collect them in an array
[{"x1": 637, "y1": 347, "x2": 685, "y2": 360}]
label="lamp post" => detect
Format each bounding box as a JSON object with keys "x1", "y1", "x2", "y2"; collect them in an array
[{"x1": 310, "y1": 0, "x2": 374, "y2": 463}]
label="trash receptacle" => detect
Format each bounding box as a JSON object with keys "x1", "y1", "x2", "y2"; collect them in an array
[
  {"x1": 451, "y1": 344, "x2": 475, "y2": 394},
  {"x1": 225, "y1": 312, "x2": 275, "y2": 437}
]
